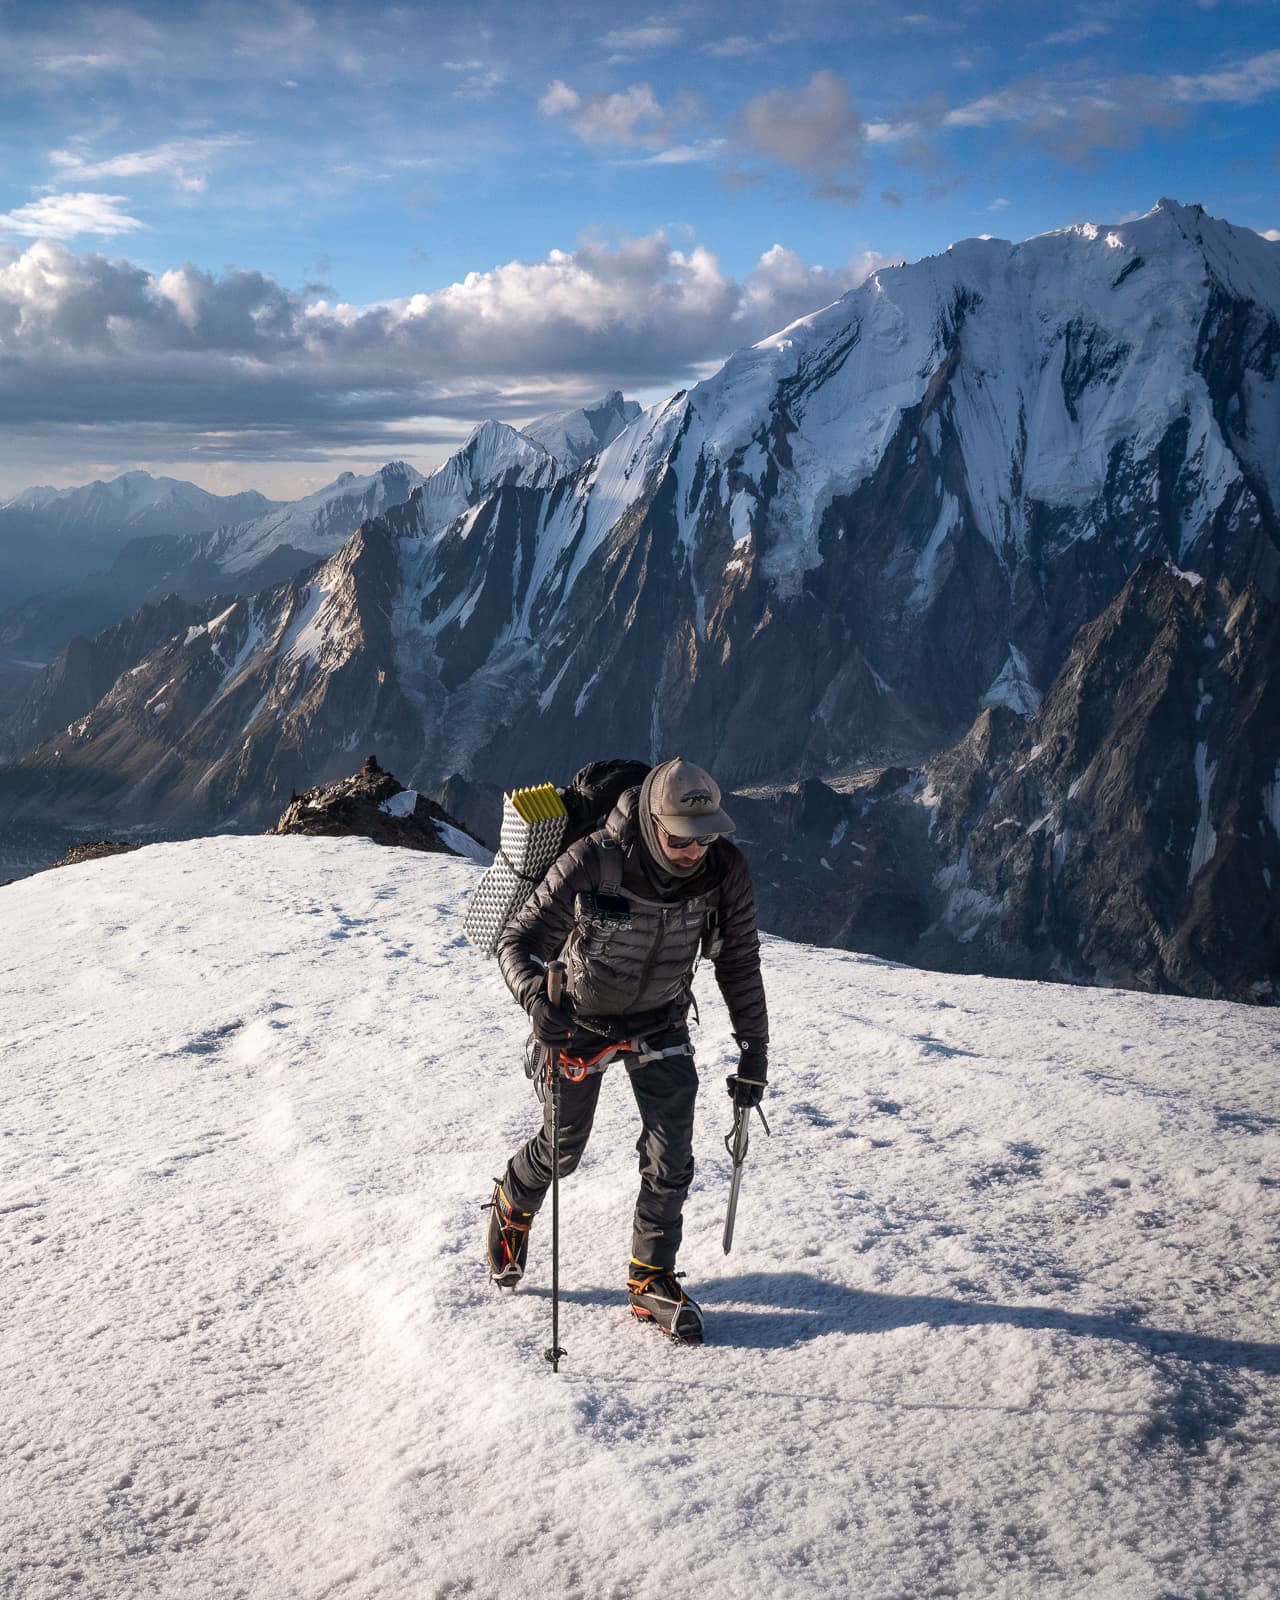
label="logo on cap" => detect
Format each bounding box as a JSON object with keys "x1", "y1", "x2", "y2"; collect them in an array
[{"x1": 681, "y1": 789, "x2": 713, "y2": 807}]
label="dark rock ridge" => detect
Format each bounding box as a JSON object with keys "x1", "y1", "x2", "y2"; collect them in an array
[
  {"x1": 732, "y1": 561, "x2": 1277, "y2": 1004},
  {"x1": 1, "y1": 591, "x2": 227, "y2": 763},
  {"x1": 52, "y1": 840, "x2": 145, "y2": 870},
  {"x1": 269, "y1": 754, "x2": 478, "y2": 856},
  {"x1": 921, "y1": 560, "x2": 1279, "y2": 1000}
]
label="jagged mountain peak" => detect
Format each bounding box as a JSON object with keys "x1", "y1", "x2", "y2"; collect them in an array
[
  {"x1": 460, "y1": 417, "x2": 549, "y2": 462},
  {"x1": 208, "y1": 462, "x2": 428, "y2": 577},
  {"x1": 522, "y1": 391, "x2": 643, "y2": 470}
]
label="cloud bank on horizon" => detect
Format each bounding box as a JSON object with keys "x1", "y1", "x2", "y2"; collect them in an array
[{"x1": 0, "y1": 0, "x2": 1277, "y2": 498}]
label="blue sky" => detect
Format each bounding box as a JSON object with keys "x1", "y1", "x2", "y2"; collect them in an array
[{"x1": 0, "y1": 0, "x2": 1277, "y2": 499}]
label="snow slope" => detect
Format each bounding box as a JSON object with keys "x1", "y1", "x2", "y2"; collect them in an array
[{"x1": 2, "y1": 838, "x2": 1277, "y2": 1599}]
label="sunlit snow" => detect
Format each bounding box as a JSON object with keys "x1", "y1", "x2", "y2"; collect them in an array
[{"x1": 3, "y1": 837, "x2": 1277, "y2": 1598}]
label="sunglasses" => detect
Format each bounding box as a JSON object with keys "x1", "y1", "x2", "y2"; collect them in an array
[{"x1": 654, "y1": 817, "x2": 720, "y2": 850}]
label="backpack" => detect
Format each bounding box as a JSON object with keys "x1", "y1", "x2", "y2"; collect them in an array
[
  {"x1": 462, "y1": 758, "x2": 650, "y2": 956},
  {"x1": 558, "y1": 758, "x2": 652, "y2": 839}
]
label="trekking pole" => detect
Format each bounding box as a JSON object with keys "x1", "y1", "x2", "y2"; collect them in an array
[
  {"x1": 722, "y1": 1092, "x2": 771, "y2": 1255},
  {"x1": 544, "y1": 959, "x2": 568, "y2": 1372}
]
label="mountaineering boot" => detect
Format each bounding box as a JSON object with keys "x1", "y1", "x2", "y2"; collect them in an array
[
  {"x1": 485, "y1": 1180, "x2": 534, "y2": 1288},
  {"x1": 627, "y1": 1260, "x2": 704, "y2": 1343}
]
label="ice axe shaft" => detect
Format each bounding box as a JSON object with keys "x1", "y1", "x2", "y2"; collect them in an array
[
  {"x1": 544, "y1": 959, "x2": 567, "y2": 1372},
  {"x1": 722, "y1": 1097, "x2": 770, "y2": 1255}
]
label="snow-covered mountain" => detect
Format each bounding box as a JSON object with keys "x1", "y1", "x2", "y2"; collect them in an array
[
  {"x1": 201, "y1": 461, "x2": 428, "y2": 576},
  {"x1": 276, "y1": 197, "x2": 1274, "y2": 792},
  {"x1": 52, "y1": 196, "x2": 1270, "y2": 785},
  {"x1": 0, "y1": 395, "x2": 645, "y2": 691},
  {"x1": 4, "y1": 836, "x2": 1277, "y2": 1597},
  {"x1": 522, "y1": 389, "x2": 644, "y2": 470},
  {"x1": 0, "y1": 471, "x2": 279, "y2": 606},
  {"x1": 4, "y1": 202, "x2": 1277, "y2": 997},
  {"x1": 1, "y1": 470, "x2": 276, "y2": 540}
]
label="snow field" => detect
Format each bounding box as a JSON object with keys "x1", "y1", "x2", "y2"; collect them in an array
[{"x1": 1, "y1": 836, "x2": 1277, "y2": 1599}]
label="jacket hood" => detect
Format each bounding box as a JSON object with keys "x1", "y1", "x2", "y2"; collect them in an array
[{"x1": 606, "y1": 784, "x2": 641, "y2": 844}]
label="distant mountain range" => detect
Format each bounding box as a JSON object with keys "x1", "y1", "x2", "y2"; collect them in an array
[
  {"x1": 0, "y1": 473, "x2": 280, "y2": 607},
  {"x1": 1, "y1": 205, "x2": 1276, "y2": 1000},
  {"x1": 0, "y1": 391, "x2": 643, "y2": 704}
]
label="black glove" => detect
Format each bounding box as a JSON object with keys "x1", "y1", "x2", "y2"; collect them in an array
[
  {"x1": 729, "y1": 1036, "x2": 771, "y2": 1100},
  {"x1": 529, "y1": 994, "x2": 577, "y2": 1049},
  {"x1": 727, "y1": 1035, "x2": 768, "y2": 1107},
  {"x1": 736, "y1": 1035, "x2": 768, "y2": 1077}
]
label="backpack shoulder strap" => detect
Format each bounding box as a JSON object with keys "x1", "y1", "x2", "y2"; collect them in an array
[
  {"x1": 700, "y1": 883, "x2": 723, "y2": 959},
  {"x1": 597, "y1": 834, "x2": 624, "y2": 895}
]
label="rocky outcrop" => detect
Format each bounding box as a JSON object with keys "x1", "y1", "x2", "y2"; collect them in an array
[
  {"x1": 709, "y1": 560, "x2": 1278, "y2": 1003},
  {"x1": 52, "y1": 840, "x2": 145, "y2": 869},
  {"x1": 269, "y1": 755, "x2": 477, "y2": 855}
]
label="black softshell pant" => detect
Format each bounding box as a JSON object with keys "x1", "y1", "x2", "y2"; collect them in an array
[{"x1": 503, "y1": 1045, "x2": 698, "y2": 1271}]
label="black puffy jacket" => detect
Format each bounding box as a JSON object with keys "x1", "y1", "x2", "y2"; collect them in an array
[{"x1": 496, "y1": 788, "x2": 768, "y2": 1044}]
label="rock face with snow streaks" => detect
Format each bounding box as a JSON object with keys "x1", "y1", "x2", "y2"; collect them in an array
[
  {"x1": 9, "y1": 520, "x2": 421, "y2": 822},
  {"x1": 2, "y1": 203, "x2": 1277, "y2": 998},
  {"x1": 922, "y1": 561, "x2": 1280, "y2": 1000}
]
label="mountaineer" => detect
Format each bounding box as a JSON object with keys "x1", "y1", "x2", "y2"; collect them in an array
[{"x1": 485, "y1": 757, "x2": 769, "y2": 1341}]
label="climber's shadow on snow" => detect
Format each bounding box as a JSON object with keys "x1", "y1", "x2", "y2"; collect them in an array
[{"x1": 695, "y1": 1271, "x2": 1280, "y2": 1376}]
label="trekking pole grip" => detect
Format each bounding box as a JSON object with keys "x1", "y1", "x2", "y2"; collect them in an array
[{"x1": 546, "y1": 959, "x2": 566, "y2": 1007}]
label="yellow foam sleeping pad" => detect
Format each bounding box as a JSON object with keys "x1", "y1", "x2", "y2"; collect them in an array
[{"x1": 508, "y1": 783, "x2": 568, "y2": 824}]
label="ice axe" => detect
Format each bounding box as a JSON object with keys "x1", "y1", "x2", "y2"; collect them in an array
[{"x1": 722, "y1": 1087, "x2": 770, "y2": 1255}]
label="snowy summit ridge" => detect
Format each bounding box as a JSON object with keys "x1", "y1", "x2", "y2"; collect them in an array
[{"x1": 3, "y1": 835, "x2": 1277, "y2": 1598}]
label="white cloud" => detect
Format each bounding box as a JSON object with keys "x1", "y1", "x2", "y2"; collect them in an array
[
  {"x1": 1166, "y1": 50, "x2": 1280, "y2": 106},
  {"x1": 441, "y1": 59, "x2": 505, "y2": 97},
  {"x1": 31, "y1": 47, "x2": 135, "y2": 75},
  {"x1": 543, "y1": 81, "x2": 673, "y2": 148},
  {"x1": 0, "y1": 233, "x2": 891, "y2": 462},
  {"x1": 1262, "y1": 229, "x2": 1280, "y2": 242},
  {"x1": 1044, "y1": 21, "x2": 1110, "y2": 46},
  {"x1": 865, "y1": 120, "x2": 921, "y2": 146},
  {"x1": 48, "y1": 136, "x2": 247, "y2": 191},
  {"x1": 632, "y1": 140, "x2": 726, "y2": 166},
  {"x1": 701, "y1": 36, "x2": 764, "y2": 58},
  {"x1": 942, "y1": 74, "x2": 1185, "y2": 164},
  {"x1": 0, "y1": 193, "x2": 145, "y2": 240},
  {"x1": 539, "y1": 79, "x2": 581, "y2": 117},
  {"x1": 943, "y1": 51, "x2": 1280, "y2": 164},
  {"x1": 599, "y1": 22, "x2": 681, "y2": 59}
]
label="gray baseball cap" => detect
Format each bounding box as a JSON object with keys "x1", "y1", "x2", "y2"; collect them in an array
[{"x1": 646, "y1": 757, "x2": 735, "y2": 836}]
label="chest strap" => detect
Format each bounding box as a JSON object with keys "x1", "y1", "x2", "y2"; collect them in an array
[{"x1": 598, "y1": 834, "x2": 624, "y2": 895}]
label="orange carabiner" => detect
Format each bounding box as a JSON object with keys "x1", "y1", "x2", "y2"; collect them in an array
[{"x1": 557, "y1": 1039, "x2": 635, "y2": 1082}]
